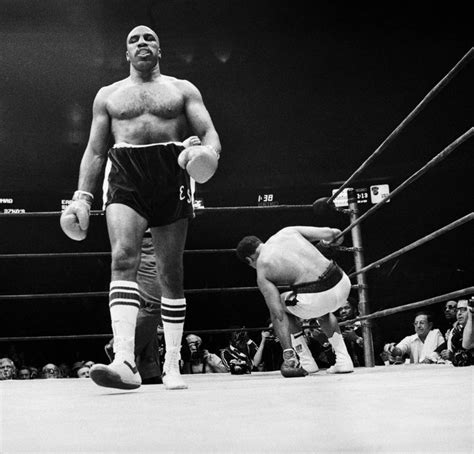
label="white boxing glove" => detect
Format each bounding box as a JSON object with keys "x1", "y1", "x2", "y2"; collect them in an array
[
  {"x1": 60, "y1": 190, "x2": 93, "y2": 241},
  {"x1": 178, "y1": 145, "x2": 219, "y2": 184}
]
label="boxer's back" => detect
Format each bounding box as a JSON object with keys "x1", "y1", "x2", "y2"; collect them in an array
[{"x1": 259, "y1": 230, "x2": 331, "y2": 285}]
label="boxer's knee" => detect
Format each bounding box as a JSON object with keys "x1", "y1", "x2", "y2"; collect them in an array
[
  {"x1": 158, "y1": 272, "x2": 183, "y2": 296},
  {"x1": 111, "y1": 245, "x2": 141, "y2": 278},
  {"x1": 155, "y1": 257, "x2": 184, "y2": 295}
]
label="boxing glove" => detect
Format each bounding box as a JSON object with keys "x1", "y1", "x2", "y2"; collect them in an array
[
  {"x1": 280, "y1": 348, "x2": 308, "y2": 378},
  {"x1": 60, "y1": 190, "x2": 93, "y2": 241},
  {"x1": 177, "y1": 145, "x2": 219, "y2": 184}
]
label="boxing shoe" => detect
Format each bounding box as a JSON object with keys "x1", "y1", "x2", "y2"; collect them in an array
[
  {"x1": 292, "y1": 333, "x2": 319, "y2": 374},
  {"x1": 326, "y1": 356, "x2": 354, "y2": 374},
  {"x1": 326, "y1": 331, "x2": 354, "y2": 374},
  {"x1": 162, "y1": 347, "x2": 188, "y2": 390},
  {"x1": 297, "y1": 349, "x2": 319, "y2": 374},
  {"x1": 90, "y1": 360, "x2": 142, "y2": 390}
]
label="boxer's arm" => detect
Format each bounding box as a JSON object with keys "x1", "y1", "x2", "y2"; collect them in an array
[
  {"x1": 182, "y1": 80, "x2": 221, "y2": 157},
  {"x1": 258, "y1": 276, "x2": 308, "y2": 378},
  {"x1": 282, "y1": 226, "x2": 343, "y2": 246},
  {"x1": 257, "y1": 274, "x2": 292, "y2": 351},
  {"x1": 77, "y1": 88, "x2": 111, "y2": 194}
]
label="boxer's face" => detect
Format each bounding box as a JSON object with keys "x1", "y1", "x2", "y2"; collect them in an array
[{"x1": 126, "y1": 26, "x2": 161, "y2": 70}]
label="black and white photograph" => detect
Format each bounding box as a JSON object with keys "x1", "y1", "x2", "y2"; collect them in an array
[{"x1": 0, "y1": 1, "x2": 472, "y2": 452}]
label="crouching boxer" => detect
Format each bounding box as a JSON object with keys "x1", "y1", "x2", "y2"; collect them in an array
[{"x1": 236, "y1": 226, "x2": 354, "y2": 377}]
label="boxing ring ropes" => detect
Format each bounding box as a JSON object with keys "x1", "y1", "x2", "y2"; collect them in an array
[{"x1": 0, "y1": 48, "x2": 473, "y2": 369}]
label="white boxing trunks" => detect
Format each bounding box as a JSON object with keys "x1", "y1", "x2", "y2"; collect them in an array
[{"x1": 283, "y1": 261, "x2": 351, "y2": 319}]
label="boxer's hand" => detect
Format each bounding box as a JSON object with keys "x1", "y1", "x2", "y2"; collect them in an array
[
  {"x1": 177, "y1": 145, "x2": 219, "y2": 184},
  {"x1": 280, "y1": 349, "x2": 308, "y2": 378},
  {"x1": 182, "y1": 136, "x2": 201, "y2": 148},
  {"x1": 60, "y1": 191, "x2": 93, "y2": 241},
  {"x1": 320, "y1": 228, "x2": 344, "y2": 247}
]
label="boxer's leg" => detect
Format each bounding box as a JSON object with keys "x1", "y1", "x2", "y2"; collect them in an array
[
  {"x1": 317, "y1": 314, "x2": 353, "y2": 374},
  {"x1": 287, "y1": 313, "x2": 319, "y2": 373},
  {"x1": 314, "y1": 275, "x2": 353, "y2": 373},
  {"x1": 151, "y1": 218, "x2": 189, "y2": 390},
  {"x1": 90, "y1": 204, "x2": 147, "y2": 390}
]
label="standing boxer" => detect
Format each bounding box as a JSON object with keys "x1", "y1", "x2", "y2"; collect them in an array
[
  {"x1": 61, "y1": 25, "x2": 221, "y2": 390},
  {"x1": 236, "y1": 226, "x2": 354, "y2": 377}
]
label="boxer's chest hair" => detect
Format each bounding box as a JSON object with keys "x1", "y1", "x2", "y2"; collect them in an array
[{"x1": 108, "y1": 83, "x2": 185, "y2": 120}]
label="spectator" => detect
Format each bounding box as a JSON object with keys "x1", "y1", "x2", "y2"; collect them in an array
[
  {"x1": 71, "y1": 361, "x2": 85, "y2": 378},
  {"x1": 336, "y1": 298, "x2": 365, "y2": 367},
  {"x1": 17, "y1": 366, "x2": 31, "y2": 380},
  {"x1": 0, "y1": 357, "x2": 15, "y2": 380},
  {"x1": 462, "y1": 298, "x2": 474, "y2": 351},
  {"x1": 450, "y1": 299, "x2": 474, "y2": 367},
  {"x1": 41, "y1": 363, "x2": 60, "y2": 379},
  {"x1": 58, "y1": 362, "x2": 72, "y2": 378},
  {"x1": 221, "y1": 328, "x2": 258, "y2": 374},
  {"x1": 253, "y1": 323, "x2": 283, "y2": 372},
  {"x1": 29, "y1": 366, "x2": 39, "y2": 379},
  {"x1": 302, "y1": 319, "x2": 336, "y2": 369},
  {"x1": 84, "y1": 360, "x2": 95, "y2": 369},
  {"x1": 380, "y1": 344, "x2": 405, "y2": 365},
  {"x1": 384, "y1": 311, "x2": 444, "y2": 364},
  {"x1": 437, "y1": 300, "x2": 458, "y2": 362},
  {"x1": 76, "y1": 366, "x2": 91, "y2": 378},
  {"x1": 182, "y1": 334, "x2": 227, "y2": 374}
]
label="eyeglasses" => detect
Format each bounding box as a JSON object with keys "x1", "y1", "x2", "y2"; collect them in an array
[{"x1": 445, "y1": 306, "x2": 457, "y2": 310}]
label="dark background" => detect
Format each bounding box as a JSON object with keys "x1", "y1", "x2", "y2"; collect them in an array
[{"x1": 0, "y1": 0, "x2": 472, "y2": 366}]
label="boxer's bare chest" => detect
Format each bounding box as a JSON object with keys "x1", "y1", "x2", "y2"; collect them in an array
[{"x1": 107, "y1": 81, "x2": 185, "y2": 120}]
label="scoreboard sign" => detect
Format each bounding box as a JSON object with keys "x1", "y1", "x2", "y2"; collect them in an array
[{"x1": 331, "y1": 185, "x2": 390, "y2": 208}]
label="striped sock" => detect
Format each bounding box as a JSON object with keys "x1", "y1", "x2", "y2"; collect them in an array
[
  {"x1": 109, "y1": 280, "x2": 140, "y2": 362},
  {"x1": 161, "y1": 297, "x2": 186, "y2": 350}
]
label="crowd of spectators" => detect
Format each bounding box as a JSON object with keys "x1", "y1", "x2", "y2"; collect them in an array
[
  {"x1": 2, "y1": 296, "x2": 472, "y2": 381},
  {"x1": 0, "y1": 358, "x2": 97, "y2": 380},
  {"x1": 382, "y1": 297, "x2": 474, "y2": 367}
]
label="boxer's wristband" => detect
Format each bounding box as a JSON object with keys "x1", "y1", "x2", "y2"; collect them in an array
[{"x1": 73, "y1": 190, "x2": 94, "y2": 206}]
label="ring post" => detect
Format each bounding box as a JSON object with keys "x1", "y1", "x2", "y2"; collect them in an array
[{"x1": 347, "y1": 189, "x2": 375, "y2": 367}]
